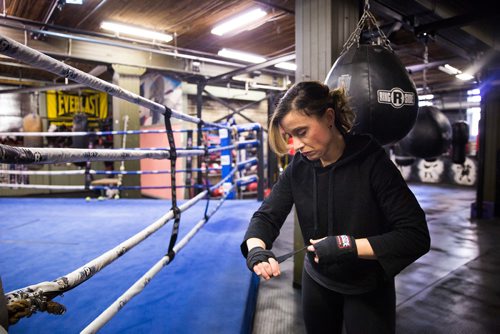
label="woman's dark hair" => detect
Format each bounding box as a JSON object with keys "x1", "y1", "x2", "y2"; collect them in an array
[{"x1": 268, "y1": 81, "x2": 355, "y2": 155}]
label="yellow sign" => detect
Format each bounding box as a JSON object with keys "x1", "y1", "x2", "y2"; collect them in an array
[{"x1": 46, "y1": 90, "x2": 108, "y2": 122}]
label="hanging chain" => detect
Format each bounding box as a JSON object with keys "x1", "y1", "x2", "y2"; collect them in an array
[{"x1": 339, "y1": 0, "x2": 393, "y2": 57}]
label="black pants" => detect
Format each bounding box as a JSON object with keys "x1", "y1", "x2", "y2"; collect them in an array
[{"x1": 301, "y1": 269, "x2": 395, "y2": 334}]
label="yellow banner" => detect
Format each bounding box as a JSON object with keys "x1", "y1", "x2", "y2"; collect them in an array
[{"x1": 46, "y1": 90, "x2": 108, "y2": 121}]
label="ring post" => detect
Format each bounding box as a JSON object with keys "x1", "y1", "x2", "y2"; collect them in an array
[{"x1": 219, "y1": 127, "x2": 234, "y2": 199}]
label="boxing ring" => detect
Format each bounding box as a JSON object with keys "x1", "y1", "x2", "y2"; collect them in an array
[{"x1": 0, "y1": 34, "x2": 263, "y2": 333}]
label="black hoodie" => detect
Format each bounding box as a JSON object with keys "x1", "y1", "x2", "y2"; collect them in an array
[{"x1": 241, "y1": 134, "x2": 430, "y2": 294}]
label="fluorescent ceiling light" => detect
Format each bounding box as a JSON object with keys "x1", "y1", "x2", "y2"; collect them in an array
[
  {"x1": 467, "y1": 88, "x2": 480, "y2": 95},
  {"x1": 419, "y1": 101, "x2": 434, "y2": 107},
  {"x1": 217, "y1": 48, "x2": 266, "y2": 63},
  {"x1": 467, "y1": 95, "x2": 481, "y2": 102},
  {"x1": 65, "y1": 0, "x2": 83, "y2": 4},
  {"x1": 418, "y1": 94, "x2": 434, "y2": 101},
  {"x1": 101, "y1": 21, "x2": 173, "y2": 43},
  {"x1": 275, "y1": 62, "x2": 297, "y2": 71},
  {"x1": 211, "y1": 8, "x2": 267, "y2": 36},
  {"x1": 456, "y1": 73, "x2": 474, "y2": 81},
  {"x1": 438, "y1": 64, "x2": 462, "y2": 75}
]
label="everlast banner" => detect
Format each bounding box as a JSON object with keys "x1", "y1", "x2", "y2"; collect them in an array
[{"x1": 46, "y1": 90, "x2": 108, "y2": 125}]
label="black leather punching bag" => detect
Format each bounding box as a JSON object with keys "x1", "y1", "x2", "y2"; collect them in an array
[
  {"x1": 451, "y1": 121, "x2": 469, "y2": 164},
  {"x1": 325, "y1": 44, "x2": 418, "y2": 145},
  {"x1": 399, "y1": 106, "x2": 452, "y2": 160}
]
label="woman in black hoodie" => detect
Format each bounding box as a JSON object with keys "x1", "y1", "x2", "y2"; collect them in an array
[{"x1": 241, "y1": 81, "x2": 430, "y2": 334}]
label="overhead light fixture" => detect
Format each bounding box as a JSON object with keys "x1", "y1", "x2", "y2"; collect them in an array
[
  {"x1": 100, "y1": 21, "x2": 173, "y2": 43},
  {"x1": 467, "y1": 88, "x2": 480, "y2": 95},
  {"x1": 418, "y1": 94, "x2": 434, "y2": 101},
  {"x1": 438, "y1": 64, "x2": 462, "y2": 75},
  {"x1": 419, "y1": 101, "x2": 434, "y2": 107},
  {"x1": 467, "y1": 95, "x2": 481, "y2": 103},
  {"x1": 211, "y1": 8, "x2": 267, "y2": 36},
  {"x1": 438, "y1": 64, "x2": 475, "y2": 81},
  {"x1": 65, "y1": 0, "x2": 83, "y2": 4},
  {"x1": 456, "y1": 73, "x2": 474, "y2": 81},
  {"x1": 217, "y1": 48, "x2": 266, "y2": 63},
  {"x1": 275, "y1": 62, "x2": 297, "y2": 71}
]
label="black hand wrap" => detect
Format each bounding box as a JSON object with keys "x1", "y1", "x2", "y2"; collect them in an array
[
  {"x1": 246, "y1": 247, "x2": 276, "y2": 272},
  {"x1": 314, "y1": 235, "x2": 358, "y2": 264}
]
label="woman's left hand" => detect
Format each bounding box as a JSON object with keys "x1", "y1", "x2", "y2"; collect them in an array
[
  {"x1": 307, "y1": 237, "x2": 326, "y2": 263},
  {"x1": 307, "y1": 236, "x2": 358, "y2": 264}
]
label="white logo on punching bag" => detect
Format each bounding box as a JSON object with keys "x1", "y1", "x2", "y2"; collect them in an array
[{"x1": 377, "y1": 88, "x2": 415, "y2": 108}]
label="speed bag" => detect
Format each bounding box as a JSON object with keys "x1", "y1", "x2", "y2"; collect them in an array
[
  {"x1": 399, "y1": 106, "x2": 452, "y2": 160},
  {"x1": 325, "y1": 44, "x2": 418, "y2": 145}
]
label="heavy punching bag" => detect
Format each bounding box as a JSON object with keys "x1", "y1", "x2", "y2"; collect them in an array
[
  {"x1": 325, "y1": 44, "x2": 418, "y2": 145},
  {"x1": 451, "y1": 121, "x2": 469, "y2": 164},
  {"x1": 399, "y1": 106, "x2": 452, "y2": 160}
]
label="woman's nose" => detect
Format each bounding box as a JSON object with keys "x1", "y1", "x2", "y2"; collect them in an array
[{"x1": 293, "y1": 138, "x2": 304, "y2": 151}]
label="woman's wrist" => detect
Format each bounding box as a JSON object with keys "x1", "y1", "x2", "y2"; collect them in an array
[
  {"x1": 355, "y1": 238, "x2": 377, "y2": 259},
  {"x1": 246, "y1": 238, "x2": 266, "y2": 251}
]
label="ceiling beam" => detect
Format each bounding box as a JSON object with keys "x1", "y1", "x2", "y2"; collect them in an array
[
  {"x1": 414, "y1": 12, "x2": 499, "y2": 36},
  {"x1": 208, "y1": 53, "x2": 295, "y2": 84}
]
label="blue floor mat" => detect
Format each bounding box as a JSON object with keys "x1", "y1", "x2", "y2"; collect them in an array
[{"x1": 0, "y1": 197, "x2": 261, "y2": 334}]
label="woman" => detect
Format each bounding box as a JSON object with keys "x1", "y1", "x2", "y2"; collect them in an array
[{"x1": 241, "y1": 81, "x2": 430, "y2": 333}]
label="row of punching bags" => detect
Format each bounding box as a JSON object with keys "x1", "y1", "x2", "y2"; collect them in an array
[{"x1": 324, "y1": 44, "x2": 470, "y2": 165}]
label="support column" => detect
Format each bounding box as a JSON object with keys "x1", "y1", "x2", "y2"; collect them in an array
[
  {"x1": 476, "y1": 58, "x2": 500, "y2": 218},
  {"x1": 296, "y1": 0, "x2": 359, "y2": 82},
  {"x1": 112, "y1": 64, "x2": 146, "y2": 198},
  {"x1": 293, "y1": 0, "x2": 360, "y2": 286}
]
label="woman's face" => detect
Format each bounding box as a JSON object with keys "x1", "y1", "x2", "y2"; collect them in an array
[{"x1": 281, "y1": 108, "x2": 335, "y2": 162}]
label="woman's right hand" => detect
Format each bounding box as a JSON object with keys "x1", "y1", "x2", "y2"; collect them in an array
[
  {"x1": 252, "y1": 255, "x2": 281, "y2": 280},
  {"x1": 246, "y1": 238, "x2": 281, "y2": 280}
]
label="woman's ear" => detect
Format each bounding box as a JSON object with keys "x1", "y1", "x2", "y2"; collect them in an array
[{"x1": 325, "y1": 107, "x2": 335, "y2": 128}]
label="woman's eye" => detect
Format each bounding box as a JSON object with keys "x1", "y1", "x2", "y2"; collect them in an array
[{"x1": 297, "y1": 130, "x2": 306, "y2": 137}]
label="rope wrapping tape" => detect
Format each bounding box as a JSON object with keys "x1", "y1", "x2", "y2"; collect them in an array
[
  {"x1": 0, "y1": 35, "x2": 228, "y2": 129},
  {"x1": 164, "y1": 108, "x2": 181, "y2": 260}
]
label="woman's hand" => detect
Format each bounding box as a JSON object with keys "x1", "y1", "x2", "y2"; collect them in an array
[
  {"x1": 307, "y1": 236, "x2": 358, "y2": 264},
  {"x1": 252, "y1": 256, "x2": 281, "y2": 280},
  {"x1": 307, "y1": 237, "x2": 326, "y2": 263}
]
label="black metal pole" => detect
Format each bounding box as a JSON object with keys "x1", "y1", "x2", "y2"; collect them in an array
[
  {"x1": 257, "y1": 128, "x2": 264, "y2": 201},
  {"x1": 196, "y1": 80, "x2": 206, "y2": 194}
]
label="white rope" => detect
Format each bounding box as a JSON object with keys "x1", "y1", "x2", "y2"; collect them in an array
[
  {"x1": 0, "y1": 34, "x2": 229, "y2": 129},
  {"x1": 0, "y1": 183, "x2": 85, "y2": 190},
  {"x1": 80, "y1": 185, "x2": 234, "y2": 334},
  {"x1": 0, "y1": 144, "x2": 205, "y2": 164}
]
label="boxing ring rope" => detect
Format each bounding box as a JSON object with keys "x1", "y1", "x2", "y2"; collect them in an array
[
  {"x1": 0, "y1": 128, "x2": 219, "y2": 137},
  {"x1": 0, "y1": 157, "x2": 258, "y2": 190},
  {"x1": 0, "y1": 34, "x2": 227, "y2": 129},
  {"x1": 0, "y1": 141, "x2": 257, "y2": 165},
  {"x1": 0, "y1": 32, "x2": 264, "y2": 331},
  {"x1": 81, "y1": 182, "x2": 238, "y2": 334},
  {"x1": 4, "y1": 161, "x2": 249, "y2": 324}
]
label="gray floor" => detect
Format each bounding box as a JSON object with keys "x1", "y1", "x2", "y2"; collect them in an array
[{"x1": 252, "y1": 184, "x2": 500, "y2": 334}]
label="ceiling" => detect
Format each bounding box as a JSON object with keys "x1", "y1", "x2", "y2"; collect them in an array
[{"x1": 0, "y1": 0, "x2": 499, "y2": 100}]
